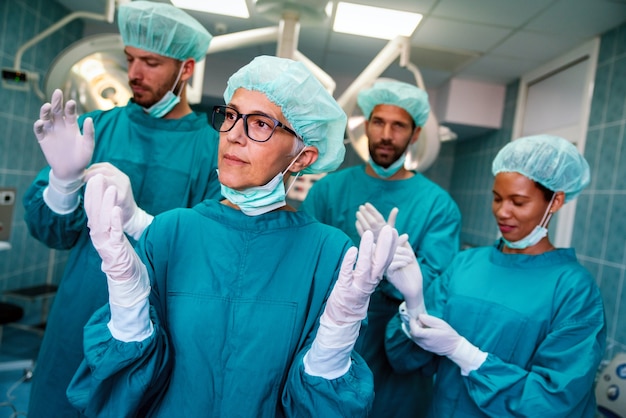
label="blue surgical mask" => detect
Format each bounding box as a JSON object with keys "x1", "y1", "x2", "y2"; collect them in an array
[
  {"x1": 502, "y1": 193, "x2": 556, "y2": 249},
  {"x1": 144, "y1": 63, "x2": 184, "y2": 118},
  {"x1": 220, "y1": 148, "x2": 304, "y2": 216},
  {"x1": 369, "y1": 154, "x2": 406, "y2": 179}
]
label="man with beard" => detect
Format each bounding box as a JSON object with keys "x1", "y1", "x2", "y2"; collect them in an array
[
  {"x1": 23, "y1": 2, "x2": 220, "y2": 416},
  {"x1": 301, "y1": 80, "x2": 461, "y2": 418}
]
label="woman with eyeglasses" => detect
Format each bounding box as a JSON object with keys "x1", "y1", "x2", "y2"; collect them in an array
[{"x1": 66, "y1": 55, "x2": 400, "y2": 417}]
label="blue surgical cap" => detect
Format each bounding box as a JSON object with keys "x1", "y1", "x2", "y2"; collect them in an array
[
  {"x1": 117, "y1": 1, "x2": 212, "y2": 62},
  {"x1": 357, "y1": 80, "x2": 430, "y2": 127},
  {"x1": 224, "y1": 56, "x2": 347, "y2": 175},
  {"x1": 492, "y1": 134, "x2": 590, "y2": 202}
]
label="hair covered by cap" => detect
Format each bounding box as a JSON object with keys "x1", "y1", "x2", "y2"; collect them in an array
[
  {"x1": 492, "y1": 134, "x2": 590, "y2": 202},
  {"x1": 357, "y1": 80, "x2": 430, "y2": 127},
  {"x1": 223, "y1": 55, "x2": 347, "y2": 175},
  {"x1": 117, "y1": 1, "x2": 212, "y2": 62}
]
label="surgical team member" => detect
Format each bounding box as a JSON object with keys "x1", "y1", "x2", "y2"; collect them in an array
[
  {"x1": 66, "y1": 55, "x2": 400, "y2": 417},
  {"x1": 302, "y1": 79, "x2": 461, "y2": 417},
  {"x1": 383, "y1": 134, "x2": 606, "y2": 417},
  {"x1": 23, "y1": 2, "x2": 220, "y2": 416}
]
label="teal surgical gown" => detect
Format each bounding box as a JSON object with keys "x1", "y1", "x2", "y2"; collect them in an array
[
  {"x1": 24, "y1": 101, "x2": 221, "y2": 417},
  {"x1": 66, "y1": 200, "x2": 374, "y2": 417},
  {"x1": 385, "y1": 240, "x2": 607, "y2": 418},
  {"x1": 301, "y1": 165, "x2": 461, "y2": 418}
]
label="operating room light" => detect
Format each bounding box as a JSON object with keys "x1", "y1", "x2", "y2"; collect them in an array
[
  {"x1": 170, "y1": 0, "x2": 250, "y2": 18},
  {"x1": 333, "y1": 2, "x2": 422, "y2": 40}
]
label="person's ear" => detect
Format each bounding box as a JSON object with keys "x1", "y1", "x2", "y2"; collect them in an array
[
  {"x1": 409, "y1": 126, "x2": 422, "y2": 144},
  {"x1": 549, "y1": 191, "x2": 566, "y2": 213},
  {"x1": 180, "y1": 59, "x2": 195, "y2": 82},
  {"x1": 289, "y1": 146, "x2": 319, "y2": 173}
]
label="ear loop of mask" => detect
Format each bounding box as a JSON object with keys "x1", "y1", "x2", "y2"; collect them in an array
[
  {"x1": 171, "y1": 61, "x2": 186, "y2": 96},
  {"x1": 539, "y1": 192, "x2": 557, "y2": 228},
  {"x1": 284, "y1": 145, "x2": 307, "y2": 194}
]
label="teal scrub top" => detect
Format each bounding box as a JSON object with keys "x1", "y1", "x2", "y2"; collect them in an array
[
  {"x1": 67, "y1": 200, "x2": 374, "y2": 417},
  {"x1": 23, "y1": 101, "x2": 221, "y2": 417},
  {"x1": 385, "y1": 241, "x2": 607, "y2": 418},
  {"x1": 301, "y1": 165, "x2": 461, "y2": 418}
]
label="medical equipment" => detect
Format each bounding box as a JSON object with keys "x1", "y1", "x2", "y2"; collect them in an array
[{"x1": 596, "y1": 353, "x2": 626, "y2": 418}]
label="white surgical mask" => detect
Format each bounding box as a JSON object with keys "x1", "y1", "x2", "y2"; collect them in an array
[
  {"x1": 144, "y1": 63, "x2": 185, "y2": 118},
  {"x1": 502, "y1": 193, "x2": 556, "y2": 250},
  {"x1": 220, "y1": 148, "x2": 305, "y2": 216},
  {"x1": 369, "y1": 154, "x2": 406, "y2": 179}
]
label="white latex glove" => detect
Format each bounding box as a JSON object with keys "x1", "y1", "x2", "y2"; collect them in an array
[
  {"x1": 85, "y1": 174, "x2": 150, "y2": 308},
  {"x1": 85, "y1": 163, "x2": 154, "y2": 240},
  {"x1": 355, "y1": 202, "x2": 398, "y2": 239},
  {"x1": 386, "y1": 234, "x2": 425, "y2": 317},
  {"x1": 323, "y1": 225, "x2": 398, "y2": 325},
  {"x1": 34, "y1": 89, "x2": 94, "y2": 194},
  {"x1": 406, "y1": 313, "x2": 487, "y2": 376},
  {"x1": 305, "y1": 226, "x2": 399, "y2": 379}
]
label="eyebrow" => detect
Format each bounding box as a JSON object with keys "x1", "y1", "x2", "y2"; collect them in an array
[{"x1": 226, "y1": 103, "x2": 289, "y2": 126}]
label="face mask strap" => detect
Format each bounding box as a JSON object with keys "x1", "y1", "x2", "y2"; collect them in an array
[
  {"x1": 539, "y1": 193, "x2": 557, "y2": 228},
  {"x1": 171, "y1": 61, "x2": 186, "y2": 97},
  {"x1": 283, "y1": 145, "x2": 306, "y2": 195}
]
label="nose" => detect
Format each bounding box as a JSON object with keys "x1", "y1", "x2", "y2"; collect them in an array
[
  {"x1": 381, "y1": 123, "x2": 393, "y2": 139},
  {"x1": 493, "y1": 200, "x2": 511, "y2": 219},
  {"x1": 225, "y1": 116, "x2": 247, "y2": 144},
  {"x1": 127, "y1": 61, "x2": 141, "y2": 81}
]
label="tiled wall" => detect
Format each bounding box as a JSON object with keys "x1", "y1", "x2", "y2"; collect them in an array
[
  {"x1": 444, "y1": 22, "x2": 626, "y2": 362},
  {"x1": 0, "y1": 0, "x2": 82, "y2": 321},
  {"x1": 573, "y1": 22, "x2": 626, "y2": 360}
]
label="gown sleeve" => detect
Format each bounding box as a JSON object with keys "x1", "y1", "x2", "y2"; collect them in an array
[
  {"x1": 66, "y1": 304, "x2": 172, "y2": 418},
  {"x1": 282, "y1": 349, "x2": 374, "y2": 417},
  {"x1": 23, "y1": 166, "x2": 87, "y2": 249}
]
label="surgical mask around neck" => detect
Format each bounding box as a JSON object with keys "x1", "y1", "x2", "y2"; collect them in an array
[
  {"x1": 220, "y1": 148, "x2": 305, "y2": 216},
  {"x1": 502, "y1": 193, "x2": 556, "y2": 250},
  {"x1": 369, "y1": 154, "x2": 406, "y2": 179},
  {"x1": 144, "y1": 63, "x2": 184, "y2": 118}
]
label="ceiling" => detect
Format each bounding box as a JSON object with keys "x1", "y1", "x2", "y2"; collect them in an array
[{"x1": 55, "y1": 0, "x2": 626, "y2": 99}]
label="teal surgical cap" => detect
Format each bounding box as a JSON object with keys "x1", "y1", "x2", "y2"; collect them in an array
[
  {"x1": 224, "y1": 55, "x2": 347, "y2": 175},
  {"x1": 492, "y1": 134, "x2": 590, "y2": 202},
  {"x1": 357, "y1": 80, "x2": 430, "y2": 127},
  {"x1": 117, "y1": 1, "x2": 212, "y2": 62}
]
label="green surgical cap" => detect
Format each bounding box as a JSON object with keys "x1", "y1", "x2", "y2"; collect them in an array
[
  {"x1": 224, "y1": 56, "x2": 347, "y2": 175},
  {"x1": 357, "y1": 80, "x2": 430, "y2": 127},
  {"x1": 118, "y1": 1, "x2": 212, "y2": 62},
  {"x1": 492, "y1": 134, "x2": 590, "y2": 202}
]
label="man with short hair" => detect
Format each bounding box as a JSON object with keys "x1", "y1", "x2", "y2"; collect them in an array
[
  {"x1": 302, "y1": 79, "x2": 462, "y2": 417},
  {"x1": 24, "y1": 2, "x2": 220, "y2": 416}
]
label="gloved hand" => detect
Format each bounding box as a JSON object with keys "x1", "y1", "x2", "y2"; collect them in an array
[
  {"x1": 323, "y1": 225, "x2": 398, "y2": 325},
  {"x1": 386, "y1": 234, "x2": 425, "y2": 317},
  {"x1": 406, "y1": 313, "x2": 487, "y2": 376},
  {"x1": 85, "y1": 174, "x2": 150, "y2": 308},
  {"x1": 85, "y1": 163, "x2": 154, "y2": 240},
  {"x1": 355, "y1": 202, "x2": 398, "y2": 240},
  {"x1": 34, "y1": 89, "x2": 95, "y2": 195},
  {"x1": 305, "y1": 226, "x2": 399, "y2": 379}
]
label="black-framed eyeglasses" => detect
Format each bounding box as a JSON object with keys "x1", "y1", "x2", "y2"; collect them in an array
[{"x1": 211, "y1": 105, "x2": 302, "y2": 143}]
